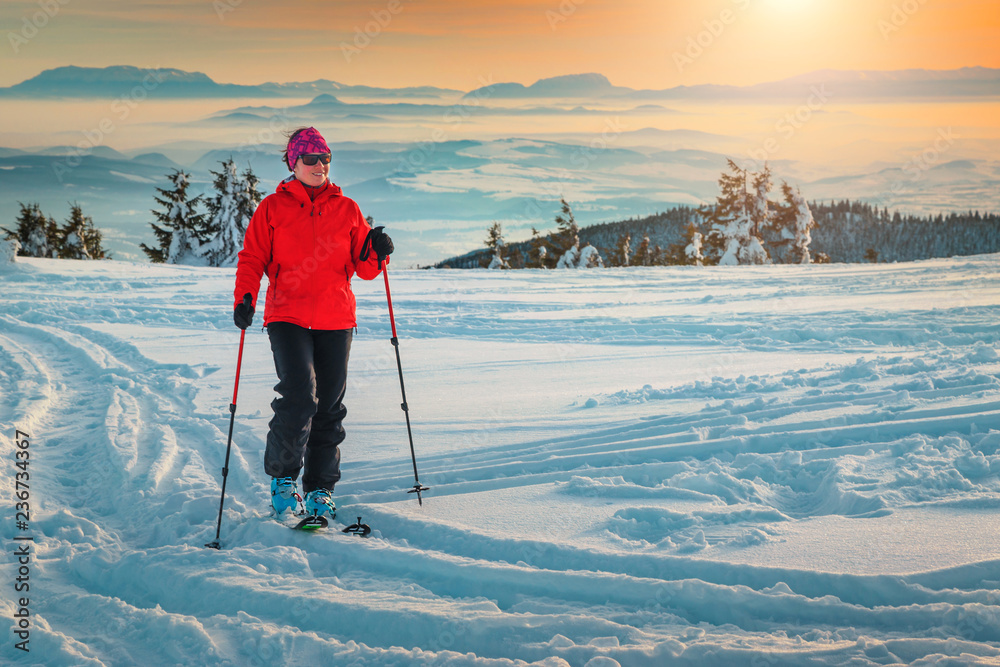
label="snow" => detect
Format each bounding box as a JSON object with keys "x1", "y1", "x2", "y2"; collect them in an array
[
  {"x1": 1, "y1": 238, "x2": 19, "y2": 267},
  {"x1": 555, "y1": 244, "x2": 603, "y2": 269},
  {"x1": 2, "y1": 254, "x2": 1000, "y2": 665}
]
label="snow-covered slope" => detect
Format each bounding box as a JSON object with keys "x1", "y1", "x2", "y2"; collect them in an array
[{"x1": 2, "y1": 255, "x2": 1000, "y2": 666}]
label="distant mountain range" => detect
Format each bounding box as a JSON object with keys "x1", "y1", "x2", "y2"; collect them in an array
[
  {"x1": 0, "y1": 65, "x2": 460, "y2": 100},
  {"x1": 1, "y1": 65, "x2": 997, "y2": 100},
  {"x1": 464, "y1": 67, "x2": 1000, "y2": 100}
]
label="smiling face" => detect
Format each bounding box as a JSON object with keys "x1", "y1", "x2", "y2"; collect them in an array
[{"x1": 292, "y1": 154, "x2": 330, "y2": 188}]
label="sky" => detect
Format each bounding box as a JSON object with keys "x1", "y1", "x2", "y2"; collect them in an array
[{"x1": 1, "y1": 0, "x2": 998, "y2": 90}]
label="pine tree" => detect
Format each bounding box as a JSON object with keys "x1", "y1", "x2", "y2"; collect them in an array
[
  {"x1": 610, "y1": 232, "x2": 631, "y2": 267},
  {"x1": 555, "y1": 244, "x2": 579, "y2": 268},
  {"x1": 652, "y1": 244, "x2": 665, "y2": 266},
  {"x1": 578, "y1": 244, "x2": 604, "y2": 268},
  {"x1": 2, "y1": 202, "x2": 58, "y2": 258},
  {"x1": 201, "y1": 159, "x2": 262, "y2": 267},
  {"x1": 58, "y1": 203, "x2": 106, "y2": 260},
  {"x1": 782, "y1": 183, "x2": 814, "y2": 264},
  {"x1": 553, "y1": 198, "x2": 581, "y2": 267},
  {"x1": 485, "y1": 221, "x2": 510, "y2": 270},
  {"x1": 634, "y1": 235, "x2": 653, "y2": 266},
  {"x1": 554, "y1": 198, "x2": 579, "y2": 251},
  {"x1": 704, "y1": 160, "x2": 770, "y2": 266},
  {"x1": 141, "y1": 170, "x2": 206, "y2": 264},
  {"x1": 749, "y1": 165, "x2": 773, "y2": 239},
  {"x1": 526, "y1": 227, "x2": 548, "y2": 269},
  {"x1": 682, "y1": 222, "x2": 704, "y2": 266}
]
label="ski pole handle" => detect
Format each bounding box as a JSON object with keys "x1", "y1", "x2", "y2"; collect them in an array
[
  {"x1": 231, "y1": 294, "x2": 251, "y2": 407},
  {"x1": 382, "y1": 265, "x2": 398, "y2": 339}
]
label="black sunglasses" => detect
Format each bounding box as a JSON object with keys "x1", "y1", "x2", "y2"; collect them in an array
[{"x1": 299, "y1": 153, "x2": 332, "y2": 166}]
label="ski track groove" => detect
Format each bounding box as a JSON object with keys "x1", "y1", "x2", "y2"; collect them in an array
[{"x1": 0, "y1": 317, "x2": 255, "y2": 664}]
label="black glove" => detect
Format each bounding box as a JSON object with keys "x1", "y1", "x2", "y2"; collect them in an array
[
  {"x1": 367, "y1": 226, "x2": 394, "y2": 262},
  {"x1": 233, "y1": 293, "x2": 254, "y2": 330}
]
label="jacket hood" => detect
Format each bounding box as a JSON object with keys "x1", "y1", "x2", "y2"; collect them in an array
[{"x1": 276, "y1": 177, "x2": 343, "y2": 204}]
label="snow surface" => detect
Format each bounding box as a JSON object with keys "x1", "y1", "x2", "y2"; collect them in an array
[{"x1": 2, "y1": 254, "x2": 1000, "y2": 666}]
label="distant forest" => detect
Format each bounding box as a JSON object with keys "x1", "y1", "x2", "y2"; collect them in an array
[{"x1": 433, "y1": 201, "x2": 1000, "y2": 268}]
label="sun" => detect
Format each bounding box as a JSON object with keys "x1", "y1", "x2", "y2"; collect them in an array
[
  {"x1": 760, "y1": 0, "x2": 829, "y2": 14},
  {"x1": 751, "y1": 0, "x2": 847, "y2": 33}
]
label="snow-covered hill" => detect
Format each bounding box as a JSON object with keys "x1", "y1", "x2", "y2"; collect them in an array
[{"x1": 2, "y1": 255, "x2": 1000, "y2": 665}]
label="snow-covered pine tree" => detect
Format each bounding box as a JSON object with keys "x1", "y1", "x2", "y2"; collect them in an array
[
  {"x1": 682, "y1": 222, "x2": 704, "y2": 266},
  {"x1": 555, "y1": 244, "x2": 580, "y2": 268},
  {"x1": 782, "y1": 182, "x2": 814, "y2": 264},
  {"x1": 526, "y1": 227, "x2": 548, "y2": 269},
  {"x1": 555, "y1": 243, "x2": 603, "y2": 268},
  {"x1": 2, "y1": 202, "x2": 58, "y2": 258},
  {"x1": 609, "y1": 232, "x2": 631, "y2": 267},
  {"x1": 141, "y1": 170, "x2": 206, "y2": 264},
  {"x1": 634, "y1": 235, "x2": 653, "y2": 266},
  {"x1": 578, "y1": 244, "x2": 604, "y2": 268},
  {"x1": 485, "y1": 221, "x2": 510, "y2": 270},
  {"x1": 700, "y1": 161, "x2": 743, "y2": 264},
  {"x1": 745, "y1": 166, "x2": 772, "y2": 264},
  {"x1": 58, "y1": 203, "x2": 106, "y2": 260},
  {"x1": 553, "y1": 198, "x2": 581, "y2": 268},
  {"x1": 705, "y1": 160, "x2": 769, "y2": 266},
  {"x1": 201, "y1": 159, "x2": 262, "y2": 267}
]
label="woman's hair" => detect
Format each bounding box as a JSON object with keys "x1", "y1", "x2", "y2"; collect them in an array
[{"x1": 281, "y1": 127, "x2": 312, "y2": 168}]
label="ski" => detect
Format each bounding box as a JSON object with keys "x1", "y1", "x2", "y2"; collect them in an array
[
  {"x1": 341, "y1": 516, "x2": 372, "y2": 537},
  {"x1": 273, "y1": 510, "x2": 372, "y2": 537},
  {"x1": 293, "y1": 515, "x2": 328, "y2": 531}
]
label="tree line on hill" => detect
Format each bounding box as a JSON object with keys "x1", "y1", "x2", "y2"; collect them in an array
[
  {"x1": 438, "y1": 160, "x2": 999, "y2": 268},
  {"x1": 2, "y1": 158, "x2": 261, "y2": 267},
  {"x1": 2, "y1": 202, "x2": 107, "y2": 260},
  {"x1": 446, "y1": 161, "x2": 818, "y2": 269}
]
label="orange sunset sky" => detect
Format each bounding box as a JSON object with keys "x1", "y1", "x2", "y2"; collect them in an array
[{"x1": 1, "y1": 0, "x2": 998, "y2": 90}]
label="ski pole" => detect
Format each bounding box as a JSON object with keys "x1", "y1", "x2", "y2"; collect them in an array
[
  {"x1": 206, "y1": 294, "x2": 251, "y2": 549},
  {"x1": 381, "y1": 262, "x2": 430, "y2": 505}
]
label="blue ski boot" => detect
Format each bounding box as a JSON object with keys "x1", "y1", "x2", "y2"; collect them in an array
[
  {"x1": 304, "y1": 489, "x2": 336, "y2": 518},
  {"x1": 271, "y1": 477, "x2": 301, "y2": 515}
]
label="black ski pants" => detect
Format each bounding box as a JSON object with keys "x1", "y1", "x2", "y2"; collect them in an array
[{"x1": 263, "y1": 322, "x2": 352, "y2": 495}]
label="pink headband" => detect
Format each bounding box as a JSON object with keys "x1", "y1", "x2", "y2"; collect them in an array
[{"x1": 286, "y1": 127, "x2": 330, "y2": 170}]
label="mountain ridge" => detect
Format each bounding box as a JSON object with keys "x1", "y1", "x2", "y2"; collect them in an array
[
  {"x1": 2, "y1": 65, "x2": 997, "y2": 100},
  {"x1": 464, "y1": 67, "x2": 1000, "y2": 100}
]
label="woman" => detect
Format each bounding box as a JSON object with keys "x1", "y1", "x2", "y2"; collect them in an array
[{"x1": 233, "y1": 127, "x2": 393, "y2": 518}]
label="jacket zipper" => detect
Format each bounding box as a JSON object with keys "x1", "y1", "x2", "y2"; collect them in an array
[{"x1": 309, "y1": 201, "x2": 316, "y2": 329}]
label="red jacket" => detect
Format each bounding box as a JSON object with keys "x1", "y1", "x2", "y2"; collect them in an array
[{"x1": 234, "y1": 178, "x2": 386, "y2": 330}]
